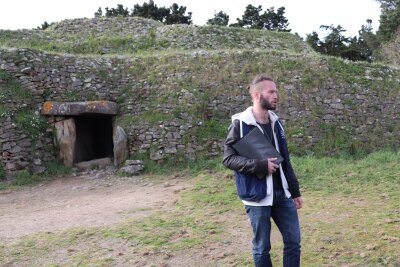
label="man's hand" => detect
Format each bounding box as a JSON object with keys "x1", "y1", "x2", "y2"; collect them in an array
[
  {"x1": 267, "y1": 158, "x2": 279, "y2": 175},
  {"x1": 294, "y1": 197, "x2": 303, "y2": 209}
]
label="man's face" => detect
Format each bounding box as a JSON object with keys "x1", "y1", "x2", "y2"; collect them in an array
[{"x1": 259, "y1": 81, "x2": 278, "y2": 111}]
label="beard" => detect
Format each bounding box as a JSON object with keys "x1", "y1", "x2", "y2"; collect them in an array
[{"x1": 260, "y1": 95, "x2": 276, "y2": 110}]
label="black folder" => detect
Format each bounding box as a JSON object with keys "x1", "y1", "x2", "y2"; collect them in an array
[{"x1": 232, "y1": 127, "x2": 284, "y2": 164}]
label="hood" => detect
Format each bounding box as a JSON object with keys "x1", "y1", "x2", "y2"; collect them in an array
[{"x1": 232, "y1": 106, "x2": 279, "y2": 126}]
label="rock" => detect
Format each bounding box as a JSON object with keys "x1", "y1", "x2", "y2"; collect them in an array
[
  {"x1": 125, "y1": 160, "x2": 144, "y2": 165},
  {"x1": 10, "y1": 145, "x2": 22, "y2": 153},
  {"x1": 121, "y1": 160, "x2": 144, "y2": 175},
  {"x1": 120, "y1": 164, "x2": 144, "y2": 175},
  {"x1": 113, "y1": 126, "x2": 128, "y2": 166},
  {"x1": 74, "y1": 157, "x2": 112, "y2": 170},
  {"x1": 41, "y1": 101, "x2": 118, "y2": 115},
  {"x1": 150, "y1": 150, "x2": 163, "y2": 161},
  {"x1": 5, "y1": 162, "x2": 16, "y2": 171},
  {"x1": 31, "y1": 165, "x2": 46, "y2": 174},
  {"x1": 2, "y1": 143, "x2": 12, "y2": 150},
  {"x1": 164, "y1": 146, "x2": 177, "y2": 154},
  {"x1": 21, "y1": 67, "x2": 33, "y2": 75},
  {"x1": 55, "y1": 118, "x2": 76, "y2": 167}
]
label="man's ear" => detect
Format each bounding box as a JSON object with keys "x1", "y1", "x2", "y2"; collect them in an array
[{"x1": 252, "y1": 90, "x2": 260, "y2": 101}]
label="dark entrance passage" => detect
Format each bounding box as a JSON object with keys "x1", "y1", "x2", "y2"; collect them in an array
[{"x1": 74, "y1": 115, "x2": 113, "y2": 163}]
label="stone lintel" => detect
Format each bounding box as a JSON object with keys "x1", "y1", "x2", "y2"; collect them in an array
[{"x1": 41, "y1": 101, "x2": 118, "y2": 116}]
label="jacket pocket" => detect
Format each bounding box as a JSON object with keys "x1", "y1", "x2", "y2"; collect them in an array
[{"x1": 234, "y1": 172, "x2": 266, "y2": 202}]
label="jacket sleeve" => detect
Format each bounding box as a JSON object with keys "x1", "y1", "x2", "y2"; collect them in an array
[
  {"x1": 284, "y1": 152, "x2": 301, "y2": 198},
  {"x1": 222, "y1": 120, "x2": 269, "y2": 179}
]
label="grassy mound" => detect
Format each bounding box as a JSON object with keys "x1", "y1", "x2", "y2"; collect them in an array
[{"x1": 0, "y1": 17, "x2": 312, "y2": 55}]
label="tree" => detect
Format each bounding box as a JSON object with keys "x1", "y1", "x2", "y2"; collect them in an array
[
  {"x1": 94, "y1": 7, "x2": 103, "y2": 18},
  {"x1": 261, "y1": 7, "x2": 290, "y2": 31},
  {"x1": 105, "y1": 4, "x2": 129, "y2": 17},
  {"x1": 207, "y1": 11, "x2": 229, "y2": 26},
  {"x1": 165, "y1": 3, "x2": 192, "y2": 25},
  {"x1": 305, "y1": 31, "x2": 322, "y2": 52},
  {"x1": 37, "y1": 21, "x2": 51, "y2": 30},
  {"x1": 319, "y1": 24, "x2": 349, "y2": 57},
  {"x1": 232, "y1": 4, "x2": 263, "y2": 28},
  {"x1": 306, "y1": 22, "x2": 379, "y2": 62},
  {"x1": 131, "y1": 1, "x2": 192, "y2": 24},
  {"x1": 376, "y1": 0, "x2": 400, "y2": 42},
  {"x1": 358, "y1": 19, "x2": 380, "y2": 61},
  {"x1": 132, "y1": 0, "x2": 169, "y2": 22},
  {"x1": 231, "y1": 4, "x2": 290, "y2": 31}
]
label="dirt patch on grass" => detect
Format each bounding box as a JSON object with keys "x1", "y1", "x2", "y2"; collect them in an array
[{"x1": 0, "y1": 171, "x2": 187, "y2": 242}]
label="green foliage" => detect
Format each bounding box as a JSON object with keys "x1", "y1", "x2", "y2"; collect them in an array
[
  {"x1": 313, "y1": 123, "x2": 358, "y2": 156},
  {"x1": 6, "y1": 80, "x2": 34, "y2": 100},
  {"x1": 11, "y1": 170, "x2": 42, "y2": 186},
  {"x1": 376, "y1": 0, "x2": 400, "y2": 42},
  {"x1": 94, "y1": 7, "x2": 103, "y2": 18},
  {"x1": 0, "y1": 70, "x2": 34, "y2": 101},
  {"x1": 324, "y1": 56, "x2": 368, "y2": 83},
  {"x1": 105, "y1": 4, "x2": 129, "y2": 17},
  {"x1": 37, "y1": 21, "x2": 52, "y2": 30},
  {"x1": 231, "y1": 4, "x2": 290, "y2": 32},
  {"x1": 0, "y1": 70, "x2": 48, "y2": 142},
  {"x1": 97, "y1": 1, "x2": 193, "y2": 25},
  {"x1": 165, "y1": 3, "x2": 192, "y2": 25},
  {"x1": 207, "y1": 11, "x2": 230, "y2": 26},
  {"x1": 140, "y1": 110, "x2": 175, "y2": 123},
  {"x1": 44, "y1": 160, "x2": 72, "y2": 177},
  {"x1": 306, "y1": 22, "x2": 380, "y2": 62},
  {"x1": 0, "y1": 164, "x2": 5, "y2": 180},
  {"x1": 132, "y1": 0, "x2": 170, "y2": 22},
  {"x1": 358, "y1": 19, "x2": 381, "y2": 60},
  {"x1": 14, "y1": 109, "x2": 48, "y2": 141},
  {"x1": 191, "y1": 119, "x2": 229, "y2": 141},
  {"x1": 0, "y1": 69, "x2": 12, "y2": 80},
  {"x1": 0, "y1": 161, "x2": 72, "y2": 190}
]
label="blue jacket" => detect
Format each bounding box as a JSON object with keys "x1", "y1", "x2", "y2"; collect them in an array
[{"x1": 223, "y1": 107, "x2": 301, "y2": 202}]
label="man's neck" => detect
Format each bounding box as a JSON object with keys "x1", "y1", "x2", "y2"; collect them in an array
[{"x1": 252, "y1": 106, "x2": 269, "y2": 124}]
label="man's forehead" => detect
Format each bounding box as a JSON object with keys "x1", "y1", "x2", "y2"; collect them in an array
[{"x1": 260, "y1": 80, "x2": 276, "y2": 89}]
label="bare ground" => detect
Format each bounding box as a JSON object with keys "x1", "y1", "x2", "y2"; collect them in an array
[
  {"x1": 0, "y1": 171, "x2": 188, "y2": 242},
  {"x1": 0, "y1": 170, "x2": 277, "y2": 266}
]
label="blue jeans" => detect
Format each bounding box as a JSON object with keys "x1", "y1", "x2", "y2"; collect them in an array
[{"x1": 245, "y1": 189, "x2": 301, "y2": 267}]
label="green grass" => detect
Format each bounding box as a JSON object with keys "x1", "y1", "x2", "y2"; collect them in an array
[
  {"x1": 0, "y1": 164, "x2": 5, "y2": 180},
  {"x1": 0, "y1": 20, "x2": 310, "y2": 56},
  {"x1": 13, "y1": 109, "x2": 48, "y2": 140},
  {"x1": 0, "y1": 160, "x2": 72, "y2": 190},
  {"x1": 0, "y1": 150, "x2": 398, "y2": 266}
]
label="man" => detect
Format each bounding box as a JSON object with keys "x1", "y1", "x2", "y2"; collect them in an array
[{"x1": 223, "y1": 74, "x2": 303, "y2": 267}]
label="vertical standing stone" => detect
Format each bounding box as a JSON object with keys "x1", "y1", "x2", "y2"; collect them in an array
[
  {"x1": 113, "y1": 125, "x2": 128, "y2": 166},
  {"x1": 55, "y1": 118, "x2": 76, "y2": 167}
]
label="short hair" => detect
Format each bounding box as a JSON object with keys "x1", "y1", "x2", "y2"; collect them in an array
[{"x1": 249, "y1": 74, "x2": 274, "y2": 94}]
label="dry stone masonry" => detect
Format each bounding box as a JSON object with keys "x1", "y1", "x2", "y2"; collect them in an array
[{"x1": 0, "y1": 17, "x2": 399, "y2": 177}]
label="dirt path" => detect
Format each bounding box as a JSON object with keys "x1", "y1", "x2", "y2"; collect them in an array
[
  {"x1": 0, "y1": 171, "x2": 187, "y2": 242},
  {"x1": 0, "y1": 170, "x2": 283, "y2": 266}
]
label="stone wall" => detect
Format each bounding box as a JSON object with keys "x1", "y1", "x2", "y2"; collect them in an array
[{"x1": 1, "y1": 47, "x2": 399, "y2": 176}]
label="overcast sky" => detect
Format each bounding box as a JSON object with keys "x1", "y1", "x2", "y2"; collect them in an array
[{"x1": 0, "y1": 0, "x2": 381, "y2": 38}]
